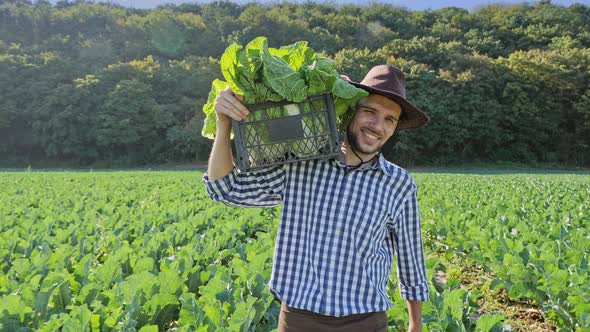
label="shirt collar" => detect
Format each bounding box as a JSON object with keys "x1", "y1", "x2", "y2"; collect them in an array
[
  {"x1": 376, "y1": 154, "x2": 392, "y2": 174},
  {"x1": 326, "y1": 153, "x2": 392, "y2": 175}
]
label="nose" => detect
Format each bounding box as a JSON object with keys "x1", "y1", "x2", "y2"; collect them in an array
[{"x1": 368, "y1": 116, "x2": 385, "y2": 134}]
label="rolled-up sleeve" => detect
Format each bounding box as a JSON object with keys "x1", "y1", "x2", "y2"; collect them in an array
[
  {"x1": 392, "y1": 184, "x2": 429, "y2": 301},
  {"x1": 202, "y1": 165, "x2": 285, "y2": 208}
]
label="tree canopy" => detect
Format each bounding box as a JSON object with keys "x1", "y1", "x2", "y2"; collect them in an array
[{"x1": 1, "y1": 0, "x2": 589, "y2": 167}]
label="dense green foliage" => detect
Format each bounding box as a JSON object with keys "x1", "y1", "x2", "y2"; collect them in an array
[
  {"x1": 201, "y1": 36, "x2": 367, "y2": 138},
  {"x1": 1, "y1": 0, "x2": 589, "y2": 166},
  {"x1": 1, "y1": 171, "x2": 588, "y2": 331}
]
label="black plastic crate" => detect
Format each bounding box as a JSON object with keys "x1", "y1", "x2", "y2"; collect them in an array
[{"x1": 232, "y1": 93, "x2": 340, "y2": 171}]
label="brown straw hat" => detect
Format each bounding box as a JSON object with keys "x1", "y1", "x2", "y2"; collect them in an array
[{"x1": 343, "y1": 65, "x2": 430, "y2": 130}]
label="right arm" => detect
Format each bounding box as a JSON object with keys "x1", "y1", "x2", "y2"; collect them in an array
[
  {"x1": 207, "y1": 87, "x2": 249, "y2": 181},
  {"x1": 202, "y1": 87, "x2": 285, "y2": 208}
]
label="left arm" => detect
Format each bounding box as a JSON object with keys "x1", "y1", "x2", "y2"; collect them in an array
[
  {"x1": 407, "y1": 300, "x2": 423, "y2": 332},
  {"x1": 392, "y1": 184, "x2": 429, "y2": 330}
]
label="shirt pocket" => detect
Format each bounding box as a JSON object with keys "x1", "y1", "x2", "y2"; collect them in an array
[{"x1": 351, "y1": 208, "x2": 392, "y2": 259}]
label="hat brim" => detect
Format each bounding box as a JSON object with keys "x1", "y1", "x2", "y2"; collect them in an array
[{"x1": 348, "y1": 81, "x2": 430, "y2": 130}]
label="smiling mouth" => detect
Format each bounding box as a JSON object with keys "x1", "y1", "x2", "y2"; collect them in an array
[{"x1": 362, "y1": 129, "x2": 380, "y2": 141}]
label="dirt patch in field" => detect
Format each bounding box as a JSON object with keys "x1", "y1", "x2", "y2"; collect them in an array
[
  {"x1": 436, "y1": 257, "x2": 557, "y2": 332},
  {"x1": 488, "y1": 289, "x2": 557, "y2": 332}
]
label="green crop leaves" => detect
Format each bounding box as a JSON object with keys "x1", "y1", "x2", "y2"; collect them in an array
[
  {"x1": 0, "y1": 172, "x2": 280, "y2": 331},
  {"x1": 416, "y1": 173, "x2": 590, "y2": 330},
  {"x1": 475, "y1": 313, "x2": 505, "y2": 332},
  {"x1": 1, "y1": 171, "x2": 588, "y2": 331}
]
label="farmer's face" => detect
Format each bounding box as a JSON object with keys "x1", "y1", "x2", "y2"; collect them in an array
[{"x1": 347, "y1": 94, "x2": 402, "y2": 157}]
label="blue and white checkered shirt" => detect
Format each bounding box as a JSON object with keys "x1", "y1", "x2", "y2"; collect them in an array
[{"x1": 202, "y1": 154, "x2": 428, "y2": 316}]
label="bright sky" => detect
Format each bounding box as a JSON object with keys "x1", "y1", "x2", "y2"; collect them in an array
[{"x1": 46, "y1": 0, "x2": 589, "y2": 11}]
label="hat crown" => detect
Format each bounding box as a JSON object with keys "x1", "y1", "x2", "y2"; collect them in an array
[
  {"x1": 346, "y1": 64, "x2": 430, "y2": 130},
  {"x1": 359, "y1": 65, "x2": 407, "y2": 99}
]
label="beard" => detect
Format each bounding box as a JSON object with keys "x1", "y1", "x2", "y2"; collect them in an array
[{"x1": 346, "y1": 122, "x2": 383, "y2": 156}]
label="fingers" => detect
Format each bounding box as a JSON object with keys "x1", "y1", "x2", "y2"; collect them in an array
[
  {"x1": 224, "y1": 93, "x2": 249, "y2": 117},
  {"x1": 215, "y1": 97, "x2": 249, "y2": 121},
  {"x1": 215, "y1": 87, "x2": 249, "y2": 121},
  {"x1": 216, "y1": 98, "x2": 246, "y2": 121},
  {"x1": 223, "y1": 86, "x2": 245, "y2": 102}
]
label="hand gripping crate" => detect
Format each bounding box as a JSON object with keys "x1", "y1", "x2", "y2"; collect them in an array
[{"x1": 232, "y1": 93, "x2": 340, "y2": 171}]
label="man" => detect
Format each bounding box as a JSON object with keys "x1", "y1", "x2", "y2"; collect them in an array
[{"x1": 203, "y1": 65, "x2": 430, "y2": 332}]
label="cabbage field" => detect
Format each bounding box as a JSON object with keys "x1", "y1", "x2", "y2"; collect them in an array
[{"x1": 0, "y1": 170, "x2": 588, "y2": 331}]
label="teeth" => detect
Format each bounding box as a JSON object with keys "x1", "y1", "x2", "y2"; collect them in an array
[{"x1": 365, "y1": 131, "x2": 378, "y2": 140}]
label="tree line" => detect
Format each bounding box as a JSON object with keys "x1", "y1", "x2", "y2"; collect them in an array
[{"x1": 1, "y1": 0, "x2": 589, "y2": 167}]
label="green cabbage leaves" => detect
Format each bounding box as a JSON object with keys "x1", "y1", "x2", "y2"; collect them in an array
[{"x1": 201, "y1": 37, "x2": 368, "y2": 139}]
